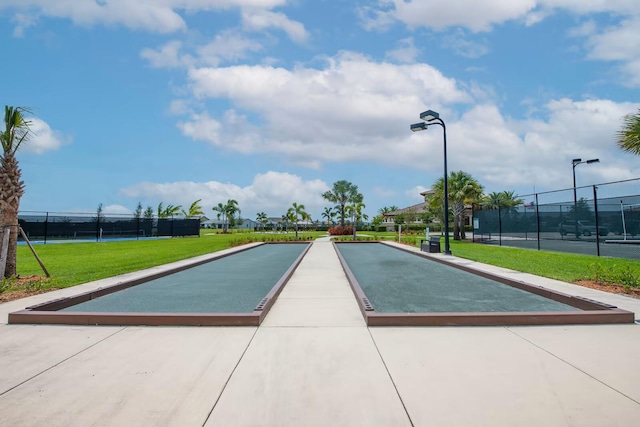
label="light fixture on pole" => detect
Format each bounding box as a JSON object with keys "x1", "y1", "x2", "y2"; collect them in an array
[
  {"x1": 410, "y1": 109, "x2": 451, "y2": 255},
  {"x1": 571, "y1": 158, "x2": 600, "y2": 236}
]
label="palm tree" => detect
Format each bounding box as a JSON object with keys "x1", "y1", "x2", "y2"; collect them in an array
[
  {"x1": 617, "y1": 109, "x2": 640, "y2": 155},
  {"x1": 321, "y1": 206, "x2": 336, "y2": 226},
  {"x1": 213, "y1": 199, "x2": 238, "y2": 233},
  {"x1": 429, "y1": 171, "x2": 484, "y2": 241},
  {"x1": 346, "y1": 193, "x2": 367, "y2": 240},
  {"x1": 288, "y1": 202, "x2": 310, "y2": 239},
  {"x1": 0, "y1": 106, "x2": 32, "y2": 278},
  {"x1": 378, "y1": 205, "x2": 399, "y2": 215},
  {"x1": 212, "y1": 202, "x2": 226, "y2": 231},
  {"x1": 322, "y1": 180, "x2": 359, "y2": 226},
  {"x1": 182, "y1": 199, "x2": 204, "y2": 219},
  {"x1": 483, "y1": 191, "x2": 523, "y2": 210},
  {"x1": 256, "y1": 212, "x2": 268, "y2": 232}
]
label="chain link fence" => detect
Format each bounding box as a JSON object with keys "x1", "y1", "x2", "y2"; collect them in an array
[
  {"x1": 18, "y1": 211, "x2": 201, "y2": 243},
  {"x1": 473, "y1": 178, "x2": 640, "y2": 260}
]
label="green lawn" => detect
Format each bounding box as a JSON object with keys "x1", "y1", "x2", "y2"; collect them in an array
[
  {"x1": 346, "y1": 232, "x2": 640, "y2": 287},
  {"x1": 10, "y1": 231, "x2": 323, "y2": 292},
  {"x1": 4, "y1": 230, "x2": 639, "y2": 295}
]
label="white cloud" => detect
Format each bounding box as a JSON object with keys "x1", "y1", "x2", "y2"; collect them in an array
[
  {"x1": 183, "y1": 51, "x2": 471, "y2": 166},
  {"x1": 119, "y1": 171, "x2": 330, "y2": 218},
  {"x1": 447, "y1": 99, "x2": 640, "y2": 190},
  {"x1": 22, "y1": 118, "x2": 70, "y2": 154},
  {"x1": 241, "y1": 8, "x2": 309, "y2": 43},
  {"x1": 385, "y1": 37, "x2": 419, "y2": 63},
  {"x1": 1, "y1": 0, "x2": 290, "y2": 35},
  {"x1": 141, "y1": 41, "x2": 194, "y2": 68},
  {"x1": 197, "y1": 30, "x2": 264, "y2": 66},
  {"x1": 11, "y1": 13, "x2": 38, "y2": 37},
  {"x1": 362, "y1": 0, "x2": 537, "y2": 33},
  {"x1": 1, "y1": 0, "x2": 186, "y2": 34},
  {"x1": 364, "y1": 0, "x2": 640, "y2": 33},
  {"x1": 405, "y1": 186, "x2": 428, "y2": 200},
  {"x1": 442, "y1": 30, "x2": 489, "y2": 58},
  {"x1": 537, "y1": 0, "x2": 640, "y2": 16},
  {"x1": 141, "y1": 31, "x2": 262, "y2": 70},
  {"x1": 573, "y1": 16, "x2": 640, "y2": 86},
  {"x1": 176, "y1": 49, "x2": 640, "y2": 194}
]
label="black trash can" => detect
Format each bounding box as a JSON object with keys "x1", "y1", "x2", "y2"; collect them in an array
[{"x1": 428, "y1": 236, "x2": 441, "y2": 253}]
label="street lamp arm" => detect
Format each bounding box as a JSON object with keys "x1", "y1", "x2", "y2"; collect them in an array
[{"x1": 409, "y1": 111, "x2": 451, "y2": 255}]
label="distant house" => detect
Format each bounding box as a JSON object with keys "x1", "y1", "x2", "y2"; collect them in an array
[
  {"x1": 237, "y1": 218, "x2": 258, "y2": 229},
  {"x1": 382, "y1": 189, "x2": 472, "y2": 231},
  {"x1": 381, "y1": 202, "x2": 430, "y2": 231}
]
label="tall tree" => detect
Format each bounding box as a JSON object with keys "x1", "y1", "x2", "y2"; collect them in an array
[
  {"x1": 157, "y1": 203, "x2": 182, "y2": 219},
  {"x1": 182, "y1": 199, "x2": 204, "y2": 219},
  {"x1": 378, "y1": 205, "x2": 399, "y2": 215},
  {"x1": 617, "y1": 109, "x2": 640, "y2": 155},
  {"x1": 288, "y1": 202, "x2": 310, "y2": 239},
  {"x1": 143, "y1": 206, "x2": 154, "y2": 219},
  {"x1": 321, "y1": 206, "x2": 336, "y2": 225},
  {"x1": 345, "y1": 193, "x2": 366, "y2": 240},
  {"x1": 213, "y1": 199, "x2": 238, "y2": 233},
  {"x1": 0, "y1": 106, "x2": 32, "y2": 277},
  {"x1": 133, "y1": 202, "x2": 143, "y2": 220},
  {"x1": 212, "y1": 202, "x2": 226, "y2": 231},
  {"x1": 256, "y1": 212, "x2": 268, "y2": 231},
  {"x1": 483, "y1": 191, "x2": 523, "y2": 210},
  {"x1": 429, "y1": 171, "x2": 484, "y2": 241},
  {"x1": 322, "y1": 180, "x2": 359, "y2": 226}
]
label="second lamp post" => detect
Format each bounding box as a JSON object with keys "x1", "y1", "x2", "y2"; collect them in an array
[{"x1": 411, "y1": 110, "x2": 451, "y2": 255}]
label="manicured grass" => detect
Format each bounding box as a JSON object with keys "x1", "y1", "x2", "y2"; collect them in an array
[
  {"x1": 7, "y1": 230, "x2": 639, "y2": 295},
  {"x1": 447, "y1": 240, "x2": 640, "y2": 284},
  {"x1": 13, "y1": 231, "x2": 323, "y2": 291},
  {"x1": 356, "y1": 232, "x2": 640, "y2": 286}
]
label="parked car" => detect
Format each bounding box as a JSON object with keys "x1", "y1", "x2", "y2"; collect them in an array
[{"x1": 558, "y1": 220, "x2": 609, "y2": 237}]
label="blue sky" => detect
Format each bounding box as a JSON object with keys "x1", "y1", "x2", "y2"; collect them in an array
[{"x1": 2, "y1": 0, "x2": 639, "y2": 220}]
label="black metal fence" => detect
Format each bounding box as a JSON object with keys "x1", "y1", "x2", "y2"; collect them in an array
[
  {"x1": 18, "y1": 212, "x2": 201, "y2": 243},
  {"x1": 473, "y1": 178, "x2": 640, "y2": 260}
]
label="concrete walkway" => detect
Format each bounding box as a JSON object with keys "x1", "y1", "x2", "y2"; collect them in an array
[{"x1": 1, "y1": 241, "x2": 640, "y2": 426}]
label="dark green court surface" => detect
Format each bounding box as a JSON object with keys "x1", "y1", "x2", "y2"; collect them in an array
[
  {"x1": 334, "y1": 242, "x2": 635, "y2": 326},
  {"x1": 10, "y1": 243, "x2": 311, "y2": 326},
  {"x1": 62, "y1": 243, "x2": 308, "y2": 313},
  {"x1": 335, "y1": 243, "x2": 578, "y2": 313}
]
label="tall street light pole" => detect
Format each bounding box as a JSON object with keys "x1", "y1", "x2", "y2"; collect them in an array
[
  {"x1": 571, "y1": 157, "x2": 600, "y2": 237},
  {"x1": 411, "y1": 109, "x2": 451, "y2": 255}
]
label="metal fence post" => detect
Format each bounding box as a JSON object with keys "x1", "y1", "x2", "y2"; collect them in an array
[
  {"x1": 44, "y1": 212, "x2": 49, "y2": 245},
  {"x1": 498, "y1": 205, "x2": 502, "y2": 246},
  {"x1": 535, "y1": 194, "x2": 540, "y2": 251},
  {"x1": 593, "y1": 185, "x2": 601, "y2": 256}
]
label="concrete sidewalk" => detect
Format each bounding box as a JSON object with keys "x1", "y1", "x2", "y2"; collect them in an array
[{"x1": 1, "y1": 241, "x2": 639, "y2": 426}]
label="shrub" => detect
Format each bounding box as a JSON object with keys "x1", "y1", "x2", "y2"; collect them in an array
[
  {"x1": 588, "y1": 263, "x2": 640, "y2": 289},
  {"x1": 328, "y1": 226, "x2": 354, "y2": 236}
]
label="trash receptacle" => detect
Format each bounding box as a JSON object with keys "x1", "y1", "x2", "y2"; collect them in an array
[{"x1": 428, "y1": 236, "x2": 441, "y2": 253}]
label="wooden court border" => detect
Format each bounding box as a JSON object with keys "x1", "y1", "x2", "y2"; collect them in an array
[
  {"x1": 333, "y1": 241, "x2": 635, "y2": 326},
  {"x1": 9, "y1": 242, "x2": 311, "y2": 327}
]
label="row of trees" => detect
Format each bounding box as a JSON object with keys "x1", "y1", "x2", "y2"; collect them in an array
[{"x1": 321, "y1": 180, "x2": 367, "y2": 238}]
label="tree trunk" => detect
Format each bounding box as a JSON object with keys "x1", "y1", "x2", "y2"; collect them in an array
[
  {"x1": 0, "y1": 154, "x2": 24, "y2": 278},
  {"x1": 0, "y1": 206, "x2": 19, "y2": 278},
  {"x1": 452, "y1": 201, "x2": 465, "y2": 241}
]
